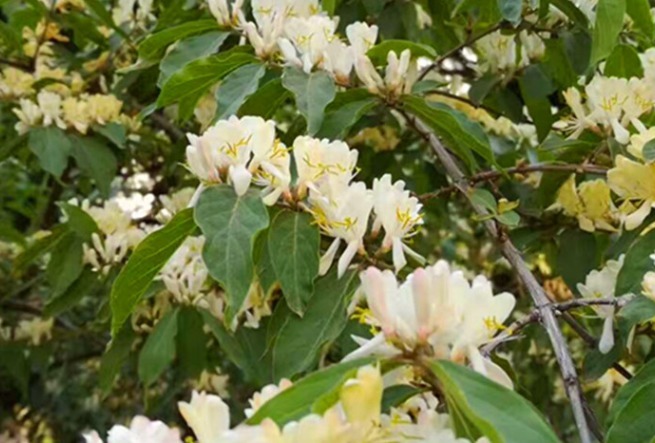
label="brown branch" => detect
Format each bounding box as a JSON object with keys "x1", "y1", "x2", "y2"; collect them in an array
[
  {"x1": 400, "y1": 109, "x2": 595, "y2": 443},
  {"x1": 420, "y1": 163, "x2": 608, "y2": 201}
]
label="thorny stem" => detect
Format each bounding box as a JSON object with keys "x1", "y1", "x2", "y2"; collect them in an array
[
  {"x1": 419, "y1": 163, "x2": 608, "y2": 201},
  {"x1": 401, "y1": 109, "x2": 596, "y2": 443}
]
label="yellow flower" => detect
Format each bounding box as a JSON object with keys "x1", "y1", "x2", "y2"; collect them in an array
[
  {"x1": 608, "y1": 155, "x2": 655, "y2": 230},
  {"x1": 339, "y1": 365, "x2": 383, "y2": 426},
  {"x1": 555, "y1": 175, "x2": 617, "y2": 232}
]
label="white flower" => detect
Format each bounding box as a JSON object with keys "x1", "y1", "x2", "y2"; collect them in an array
[
  {"x1": 207, "y1": 0, "x2": 244, "y2": 27},
  {"x1": 279, "y1": 15, "x2": 338, "y2": 73},
  {"x1": 353, "y1": 55, "x2": 384, "y2": 95},
  {"x1": 13, "y1": 98, "x2": 42, "y2": 134},
  {"x1": 384, "y1": 49, "x2": 416, "y2": 98},
  {"x1": 159, "y1": 237, "x2": 208, "y2": 303},
  {"x1": 322, "y1": 40, "x2": 354, "y2": 84},
  {"x1": 346, "y1": 22, "x2": 378, "y2": 55},
  {"x1": 85, "y1": 416, "x2": 181, "y2": 443},
  {"x1": 245, "y1": 379, "x2": 293, "y2": 418},
  {"x1": 585, "y1": 76, "x2": 631, "y2": 143},
  {"x1": 577, "y1": 256, "x2": 624, "y2": 354},
  {"x1": 292, "y1": 136, "x2": 359, "y2": 197},
  {"x1": 178, "y1": 391, "x2": 230, "y2": 443},
  {"x1": 15, "y1": 318, "x2": 54, "y2": 345},
  {"x1": 309, "y1": 181, "x2": 373, "y2": 278},
  {"x1": 372, "y1": 174, "x2": 423, "y2": 272}
]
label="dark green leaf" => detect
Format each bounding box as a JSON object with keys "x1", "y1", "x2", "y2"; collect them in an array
[
  {"x1": 139, "y1": 19, "x2": 220, "y2": 62},
  {"x1": 616, "y1": 229, "x2": 655, "y2": 296},
  {"x1": 550, "y1": 0, "x2": 590, "y2": 27},
  {"x1": 94, "y1": 122, "x2": 127, "y2": 149},
  {"x1": 194, "y1": 185, "x2": 270, "y2": 322},
  {"x1": 626, "y1": 0, "x2": 654, "y2": 40},
  {"x1": 46, "y1": 231, "x2": 84, "y2": 296},
  {"x1": 608, "y1": 358, "x2": 655, "y2": 425},
  {"x1": 44, "y1": 269, "x2": 99, "y2": 317},
  {"x1": 59, "y1": 202, "x2": 99, "y2": 241},
  {"x1": 317, "y1": 89, "x2": 378, "y2": 139},
  {"x1": 99, "y1": 324, "x2": 137, "y2": 393},
  {"x1": 268, "y1": 210, "x2": 320, "y2": 315},
  {"x1": 215, "y1": 63, "x2": 266, "y2": 121},
  {"x1": 557, "y1": 229, "x2": 597, "y2": 290},
  {"x1": 138, "y1": 308, "x2": 180, "y2": 386},
  {"x1": 176, "y1": 307, "x2": 208, "y2": 378},
  {"x1": 28, "y1": 127, "x2": 72, "y2": 177},
  {"x1": 238, "y1": 78, "x2": 290, "y2": 119},
  {"x1": 617, "y1": 295, "x2": 655, "y2": 329},
  {"x1": 590, "y1": 0, "x2": 627, "y2": 66},
  {"x1": 247, "y1": 358, "x2": 373, "y2": 426},
  {"x1": 518, "y1": 65, "x2": 555, "y2": 141},
  {"x1": 606, "y1": 382, "x2": 655, "y2": 443},
  {"x1": 282, "y1": 67, "x2": 336, "y2": 135},
  {"x1": 110, "y1": 208, "x2": 197, "y2": 335},
  {"x1": 13, "y1": 225, "x2": 68, "y2": 274},
  {"x1": 158, "y1": 31, "x2": 228, "y2": 87},
  {"x1": 381, "y1": 385, "x2": 427, "y2": 413},
  {"x1": 69, "y1": 136, "x2": 117, "y2": 197},
  {"x1": 604, "y1": 44, "x2": 644, "y2": 78},
  {"x1": 431, "y1": 360, "x2": 561, "y2": 443},
  {"x1": 543, "y1": 39, "x2": 577, "y2": 88},
  {"x1": 253, "y1": 228, "x2": 279, "y2": 298},
  {"x1": 366, "y1": 40, "x2": 437, "y2": 65}
]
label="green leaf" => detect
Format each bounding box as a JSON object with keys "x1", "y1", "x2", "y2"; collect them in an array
[
  {"x1": 518, "y1": 65, "x2": 556, "y2": 141},
  {"x1": 238, "y1": 78, "x2": 291, "y2": 119},
  {"x1": 138, "y1": 308, "x2": 179, "y2": 386},
  {"x1": 158, "y1": 31, "x2": 228, "y2": 87},
  {"x1": 253, "y1": 228, "x2": 279, "y2": 298},
  {"x1": 247, "y1": 358, "x2": 373, "y2": 426},
  {"x1": 557, "y1": 229, "x2": 597, "y2": 290},
  {"x1": 194, "y1": 185, "x2": 270, "y2": 322},
  {"x1": 607, "y1": 382, "x2": 655, "y2": 443},
  {"x1": 267, "y1": 210, "x2": 320, "y2": 315},
  {"x1": 590, "y1": 0, "x2": 627, "y2": 66},
  {"x1": 282, "y1": 67, "x2": 336, "y2": 135},
  {"x1": 550, "y1": 0, "x2": 590, "y2": 28},
  {"x1": 604, "y1": 44, "x2": 644, "y2": 78},
  {"x1": 543, "y1": 39, "x2": 577, "y2": 88},
  {"x1": 176, "y1": 307, "x2": 208, "y2": 378},
  {"x1": 215, "y1": 62, "x2": 266, "y2": 121},
  {"x1": 200, "y1": 309, "x2": 271, "y2": 384},
  {"x1": 317, "y1": 89, "x2": 378, "y2": 139},
  {"x1": 402, "y1": 95, "x2": 496, "y2": 171},
  {"x1": 608, "y1": 359, "x2": 655, "y2": 425},
  {"x1": 44, "y1": 269, "x2": 99, "y2": 317},
  {"x1": 157, "y1": 49, "x2": 256, "y2": 111},
  {"x1": 430, "y1": 360, "x2": 561, "y2": 443},
  {"x1": 617, "y1": 295, "x2": 655, "y2": 329},
  {"x1": 28, "y1": 127, "x2": 72, "y2": 177},
  {"x1": 616, "y1": 229, "x2": 655, "y2": 296},
  {"x1": 13, "y1": 225, "x2": 68, "y2": 275},
  {"x1": 381, "y1": 385, "x2": 427, "y2": 413},
  {"x1": 496, "y1": 210, "x2": 520, "y2": 227},
  {"x1": 470, "y1": 189, "x2": 497, "y2": 212},
  {"x1": 99, "y1": 324, "x2": 137, "y2": 393},
  {"x1": 69, "y1": 136, "x2": 118, "y2": 198},
  {"x1": 84, "y1": 0, "x2": 130, "y2": 40},
  {"x1": 626, "y1": 0, "x2": 654, "y2": 40},
  {"x1": 138, "y1": 19, "x2": 220, "y2": 62},
  {"x1": 46, "y1": 231, "x2": 84, "y2": 296},
  {"x1": 267, "y1": 269, "x2": 359, "y2": 380},
  {"x1": 497, "y1": 0, "x2": 522, "y2": 24},
  {"x1": 94, "y1": 122, "x2": 127, "y2": 149},
  {"x1": 58, "y1": 202, "x2": 99, "y2": 241},
  {"x1": 110, "y1": 208, "x2": 197, "y2": 335},
  {"x1": 366, "y1": 40, "x2": 437, "y2": 65}
]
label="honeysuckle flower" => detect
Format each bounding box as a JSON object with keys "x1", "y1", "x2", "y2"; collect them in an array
[
  {"x1": 627, "y1": 126, "x2": 655, "y2": 160},
  {"x1": 372, "y1": 174, "x2": 423, "y2": 272},
  {"x1": 245, "y1": 379, "x2": 293, "y2": 418},
  {"x1": 157, "y1": 187, "x2": 195, "y2": 223},
  {"x1": 476, "y1": 30, "x2": 544, "y2": 73},
  {"x1": 178, "y1": 391, "x2": 230, "y2": 443},
  {"x1": 557, "y1": 87, "x2": 595, "y2": 139},
  {"x1": 250, "y1": 138, "x2": 291, "y2": 205},
  {"x1": 607, "y1": 155, "x2": 655, "y2": 230},
  {"x1": 346, "y1": 22, "x2": 378, "y2": 56},
  {"x1": 577, "y1": 256, "x2": 624, "y2": 354},
  {"x1": 553, "y1": 175, "x2": 618, "y2": 232},
  {"x1": 353, "y1": 55, "x2": 385, "y2": 95},
  {"x1": 346, "y1": 261, "x2": 516, "y2": 386},
  {"x1": 279, "y1": 15, "x2": 338, "y2": 73},
  {"x1": 13, "y1": 98, "x2": 43, "y2": 134},
  {"x1": 0, "y1": 67, "x2": 34, "y2": 98},
  {"x1": 158, "y1": 237, "x2": 208, "y2": 304},
  {"x1": 585, "y1": 76, "x2": 632, "y2": 143},
  {"x1": 292, "y1": 136, "x2": 359, "y2": 197},
  {"x1": 207, "y1": 0, "x2": 244, "y2": 27},
  {"x1": 339, "y1": 365, "x2": 383, "y2": 427},
  {"x1": 14, "y1": 317, "x2": 54, "y2": 345},
  {"x1": 84, "y1": 416, "x2": 181, "y2": 443},
  {"x1": 309, "y1": 181, "x2": 373, "y2": 277},
  {"x1": 384, "y1": 49, "x2": 415, "y2": 98}
]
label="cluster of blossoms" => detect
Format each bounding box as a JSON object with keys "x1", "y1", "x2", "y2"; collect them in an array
[
  {"x1": 346, "y1": 261, "x2": 516, "y2": 388},
  {"x1": 475, "y1": 30, "x2": 545, "y2": 74},
  {"x1": 0, "y1": 317, "x2": 54, "y2": 346},
  {"x1": 207, "y1": 0, "x2": 418, "y2": 99},
  {"x1": 186, "y1": 115, "x2": 424, "y2": 275},
  {"x1": 85, "y1": 365, "x2": 490, "y2": 443}
]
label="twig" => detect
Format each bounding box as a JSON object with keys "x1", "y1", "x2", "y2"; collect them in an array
[
  {"x1": 417, "y1": 23, "x2": 503, "y2": 81},
  {"x1": 400, "y1": 109, "x2": 595, "y2": 443},
  {"x1": 420, "y1": 163, "x2": 608, "y2": 201}
]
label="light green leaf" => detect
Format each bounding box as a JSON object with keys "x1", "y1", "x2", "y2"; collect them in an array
[
  {"x1": 194, "y1": 185, "x2": 270, "y2": 322},
  {"x1": 470, "y1": 189, "x2": 497, "y2": 212},
  {"x1": 615, "y1": 229, "x2": 655, "y2": 296},
  {"x1": 604, "y1": 44, "x2": 644, "y2": 78},
  {"x1": 643, "y1": 139, "x2": 655, "y2": 163},
  {"x1": 366, "y1": 40, "x2": 437, "y2": 65},
  {"x1": 550, "y1": 0, "x2": 590, "y2": 27},
  {"x1": 69, "y1": 135, "x2": 117, "y2": 197},
  {"x1": 267, "y1": 210, "x2": 320, "y2": 315},
  {"x1": 402, "y1": 95, "x2": 496, "y2": 171},
  {"x1": 110, "y1": 208, "x2": 197, "y2": 335},
  {"x1": 158, "y1": 31, "x2": 228, "y2": 87},
  {"x1": 215, "y1": 62, "x2": 266, "y2": 121},
  {"x1": 28, "y1": 126, "x2": 72, "y2": 178},
  {"x1": 247, "y1": 358, "x2": 374, "y2": 426},
  {"x1": 138, "y1": 19, "x2": 220, "y2": 62},
  {"x1": 58, "y1": 202, "x2": 99, "y2": 241},
  {"x1": 498, "y1": 0, "x2": 522, "y2": 24},
  {"x1": 431, "y1": 360, "x2": 561, "y2": 443},
  {"x1": 496, "y1": 210, "x2": 520, "y2": 227},
  {"x1": 608, "y1": 359, "x2": 655, "y2": 425},
  {"x1": 138, "y1": 308, "x2": 179, "y2": 386},
  {"x1": 607, "y1": 382, "x2": 655, "y2": 443},
  {"x1": 157, "y1": 49, "x2": 256, "y2": 111},
  {"x1": 267, "y1": 269, "x2": 359, "y2": 380},
  {"x1": 590, "y1": 0, "x2": 627, "y2": 66},
  {"x1": 282, "y1": 67, "x2": 336, "y2": 135},
  {"x1": 238, "y1": 78, "x2": 291, "y2": 119}
]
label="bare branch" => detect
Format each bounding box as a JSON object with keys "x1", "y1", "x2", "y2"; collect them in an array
[{"x1": 401, "y1": 109, "x2": 595, "y2": 443}]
